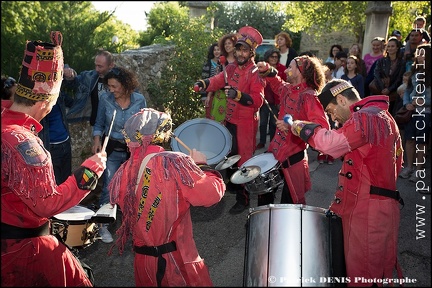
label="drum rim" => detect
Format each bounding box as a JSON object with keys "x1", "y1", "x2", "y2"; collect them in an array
[
  {"x1": 248, "y1": 204, "x2": 327, "y2": 214},
  {"x1": 52, "y1": 205, "x2": 95, "y2": 221},
  {"x1": 242, "y1": 153, "x2": 278, "y2": 173}
]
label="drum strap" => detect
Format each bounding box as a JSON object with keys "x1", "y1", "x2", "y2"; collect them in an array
[
  {"x1": 1, "y1": 221, "x2": 50, "y2": 239},
  {"x1": 134, "y1": 241, "x2": 177, "y2": 287},
  {"x1": 370, "y1": 186, "x2": 404, "y2": 207},
  {"x1": 281, "y1": 150, "x2": 305, "y2": 168}
]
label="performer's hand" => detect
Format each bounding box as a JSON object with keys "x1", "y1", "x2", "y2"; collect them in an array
[
  {"x1": 190, "y1": 148, "x2": 207, "y2": 164},
  {"x1": 224, "y1": 86, "x2": 238, "y2": 99},
  {"x1": 81, "y1": 152, "x2": 107, "y2": 178},
  {"x1": 193, "y1": 79, "x2": 209, "y2": 92},
  {"x1": 256, "y1": 61, "x2": 270, "y2": 72},
  {"x1": 257, "y1": 62, "x2": 277, "y2": 77},
  {"x1": 276, "y1": 119, "x2": 290, "y2": 134}
]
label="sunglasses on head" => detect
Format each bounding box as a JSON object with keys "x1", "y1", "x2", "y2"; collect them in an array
[{"x1": 4, "y1": 77, "x2": 16, "y2": 89}]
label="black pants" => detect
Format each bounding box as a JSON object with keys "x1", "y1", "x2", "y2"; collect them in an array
[{"x1": 225, "y1": 122, "x2": 249, "y2": 206}]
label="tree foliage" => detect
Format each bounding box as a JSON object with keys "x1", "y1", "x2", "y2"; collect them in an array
[
  {"x1": 389, "y1": 1, "x2": 431, "y2": 38},
  {"x1": 1, "y1": 1, "x2": 139, "y2": 78},
  {"x1": 283, "y1": 1, "x2": 368, "y2": 44},
  {"x1": 211, "y1": 1, "x2": 289, "y2": 38},
  {"x1": 147, "y1": 13, "x2": 225, "y2": 128},
  {"x1": 138, "y1": 2, "x2": 189, "y2": 47}
]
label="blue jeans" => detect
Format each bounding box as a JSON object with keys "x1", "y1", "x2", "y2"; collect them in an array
[
  {"x1": 258, "y1": 103, "x2": 279, "y2": 144},
  {"x1": 50, "y1": 138, "x2": 72, "y2": 185},
  {"x1": 99, "y1": 150, "x2": 129, "y2": 207}
]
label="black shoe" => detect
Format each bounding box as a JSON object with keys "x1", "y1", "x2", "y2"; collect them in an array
[{"x1": 229, "y1": 201, "x2": 249, "y2": 214}]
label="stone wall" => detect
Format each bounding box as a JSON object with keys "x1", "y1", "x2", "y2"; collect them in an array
[
  {"x1": 299, "y1": 31, "x2": 358, "y2": 60},
  {"x1": 69, "y1": 44, "x2": 175, "y2": 170}
]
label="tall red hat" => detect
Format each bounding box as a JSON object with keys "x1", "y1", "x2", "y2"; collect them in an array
[
  {"x1": 15, "y1": 31, "x2": 64, "y2": 101},
  {"x1": 235, "y1": 26, "x2": 263, "y2": 50}
]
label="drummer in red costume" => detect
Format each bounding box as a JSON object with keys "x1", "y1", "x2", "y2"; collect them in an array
[
  {"x1": 256, "y1": 55, "x2": 329, "y2": 205},
  {"x1": 194, "y1": 26, "x2": 265, "y2": 214},
  {"x1": 107, "y1": 108, "x2": 226, "y2": 286},
  {"x1": 290, "y1": 79, "x2": 404, "y2": 286},
  {"x1": 1, "y1": 32, "x2": 106, "y2": 286}
]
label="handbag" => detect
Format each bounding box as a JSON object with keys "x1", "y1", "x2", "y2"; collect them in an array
[{"x1": 394, "y1": 106, "x2": 413, "y2": 124}]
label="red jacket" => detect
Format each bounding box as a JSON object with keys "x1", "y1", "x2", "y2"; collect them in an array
[
  {"x1": 1, "y1": 100, "x2": 93, "y2": 286},
  {"x1": 305, "y1": 96, "x2": 404, "y2": 285},
  {"x1": 206, "y1": 60, "x2": 265, "y2": 166},
  {"x1": 108, "y1": 145, "x2": 225, "y2": 286}
]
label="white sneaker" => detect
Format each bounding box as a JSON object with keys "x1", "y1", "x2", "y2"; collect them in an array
[
  {"x1": 399, "y1": 167, "x2": 414, "y2": 179},
  {"x1": 98, "y1": 225, "x2": 113, "y2": 243}
]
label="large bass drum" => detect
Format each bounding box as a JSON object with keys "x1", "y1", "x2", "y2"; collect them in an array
[
  {"x1": 244, "y1": 204, "x2": 346, "y2": 287},
  {"x1": 170, "y1": 118, "x2": 232, "y2": 165}
]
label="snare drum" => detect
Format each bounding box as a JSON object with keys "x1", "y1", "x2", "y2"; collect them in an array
[
  {"x1": 242, "y1": 153, "x2": 283, "y2": 194},
  {"x1": 51, "y1": 205, "x2": 97, "y2": 248}
]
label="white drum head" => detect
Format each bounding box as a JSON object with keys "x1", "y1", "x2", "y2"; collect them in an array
[
  {"x1": 170, "y1": 118, "x2": 232, "y2": 165},
  {"x1": 53, "y1": 205, "x2": 95, "y2": 221},
  {"x1": 242, "y1": 153, "x2": 278, "y2": 173}
]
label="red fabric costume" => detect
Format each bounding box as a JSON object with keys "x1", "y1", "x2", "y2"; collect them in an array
[
  {"x1": 299, "y1": 96, "x2": 404, "y2": 286},
  {"x1": 206, "y1": 61, "x2": 264, "y2": 167},
  {"x1": 266, "y1": 78, "x2": 330, "y2": 204},
  {"x1": 109, "y1": 141, "x2": 225, "y2": 286},
  {"x1": 1, "y1": 101, "x2": 94, "y2": 287}
]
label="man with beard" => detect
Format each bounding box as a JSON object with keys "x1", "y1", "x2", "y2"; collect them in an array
[
  {"x1": 256, "y1": 55, "x2": 329, "y2": 205},
  {"x1": 194, "y1": 26, "x2": 265, "y2": 214},
  {"x1": 289, "y1": 79, "x2": 404, "y2": 286}
]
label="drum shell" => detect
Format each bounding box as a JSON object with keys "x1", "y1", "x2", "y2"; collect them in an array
[
  {"x1": 244, "y1": 204, "x2": 346, "y2": 287},
  {"x1": 51, "y1": 220, "x2": 96, "y2": 248},
  {"x1": 51, "y1": 205, "x2": 97, "y2": 248}
]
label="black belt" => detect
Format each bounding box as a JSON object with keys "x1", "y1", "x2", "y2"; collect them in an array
[
  {"x1": 370, "y1": 186, "x2": 404, "y2": 206},
  {"x1": 281, "y1": 150, "x2": 305, "y2": 168},
  {"x1": 134, "y1": 241, "x2": 177, "y2": 287},
  {"x1": 1, "y1": 221, "x2": 50, "y2": 239}
]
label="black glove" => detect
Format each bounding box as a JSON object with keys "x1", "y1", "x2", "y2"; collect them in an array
[
  {"x1": 193, "y1": 79, "x2": 210, "y2": 92},
  {"x1": 226, "y1": 87, "x2": 238, "y2": 99},
  {"x1": 259, "y1": 66, "x2": 278, "y2": 78}
]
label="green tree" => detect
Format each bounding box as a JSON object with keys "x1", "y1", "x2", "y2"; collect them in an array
[
  {"x1": 138, "y1": 2, "x2": 189, "y2": 47},
  {"x1": 1, "y1": 1, "x2": 139, "y2": 77},
  {"x1": 211, "y1": 2, "x2": 288, "y2": 38},
  {"x1": 284, "y1": 1, "x2": 368, "y2": 44},
  {"x1": 389, "y1": 1, "x2": 431, "y2": 39},
  {"x1": 147, "y1": 15, "x2": 225, "y2": 127}
]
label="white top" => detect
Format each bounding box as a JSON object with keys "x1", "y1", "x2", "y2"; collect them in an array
[{"x1": 279, "y1": 51, "x2": 288, "y2": 66}]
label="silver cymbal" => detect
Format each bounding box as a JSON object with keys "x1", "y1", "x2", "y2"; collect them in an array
[
  {"x1": 230, "y1": 165, "x2": 261, "y2": 184},
  {"x1": 215, "y1": 155, "x2": 241, "y2": 170}
]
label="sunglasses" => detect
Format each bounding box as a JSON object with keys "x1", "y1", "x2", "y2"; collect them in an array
[
  {"x1": 269, "y1": 55, "x2": 279, "y2": 59},
  {"x1": 4, "y1": 77, "x2": 16, "y2": 89}
]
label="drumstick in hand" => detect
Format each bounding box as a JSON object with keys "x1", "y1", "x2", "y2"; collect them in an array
[
  {"x1": 101, "y1": 110, "x2": 117, "y2": 153},
  {"x1": 219, "y1": 55, "x2": 228, "y2": 86},
  {"x1": 171, "y1": 133, "x2": 192, "y2": 154}
]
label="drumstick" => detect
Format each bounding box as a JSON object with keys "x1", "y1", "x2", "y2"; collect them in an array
[
  {"x1": 101, "y1": 110, "x2": 117, "y2": 153},
  {"x1": 220, "y1": 56, "x2": 228, "y2": 86},
  {"x1": 171, "y1": 133, "x2": 192, "y2": 154},
  {"x1": 262, "y1": 96, "x2": 279, "y2": 122}
]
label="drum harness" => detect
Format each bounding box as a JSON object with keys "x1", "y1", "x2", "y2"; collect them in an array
[
  {"x1": 131, "y1": 152, "x2": 180, "y2": 287},
  {"x1": 1, "y1": 221, "x2": 50, "y2": 239}
]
